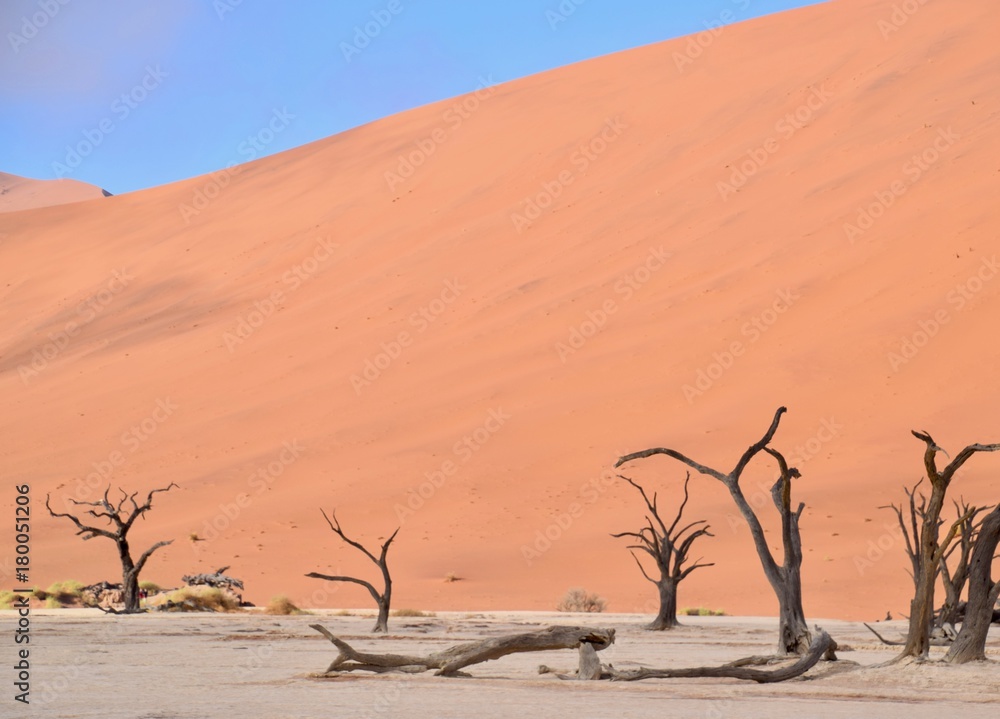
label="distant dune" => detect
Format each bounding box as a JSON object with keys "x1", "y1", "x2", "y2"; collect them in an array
[
  {"x1": 0, "y1": 171, "x2": 108, "y2": 213},
  {"x1": 2, "y1": 0, "x2": 998, "y2": 621}
]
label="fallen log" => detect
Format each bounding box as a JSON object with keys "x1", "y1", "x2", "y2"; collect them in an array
[
  {"x1": 310, "y1": 624, "x2": 615, "y2": 677},
  {"x1": 607, "y1": 629, "x2": 833, "y2": 683},
  {"x1": 863, "y1": 623, "x2": 952, "y2": 647}
]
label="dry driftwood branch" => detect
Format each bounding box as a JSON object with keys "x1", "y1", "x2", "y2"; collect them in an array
[
  {"x1": 310, "y1": 624, "x2": 616, "y2": 677},
  {"x1": 863, "y1": 623, "x2": 952, "y2": 647},
  {"x1": 608, "y1": 629, "x2": 833, "y2": 683}
]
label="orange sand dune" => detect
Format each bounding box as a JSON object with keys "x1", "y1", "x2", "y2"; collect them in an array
[
  {"x1": 2, "y1": 0, "x2": 999, "y2": 621},
  {"x1": 0, "y1": 171, "x2": 107, "y2": 213}
]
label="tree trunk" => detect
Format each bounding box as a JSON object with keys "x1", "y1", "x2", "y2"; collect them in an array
[
  {"x1": 647, "y1": 580, "x2": 679, "y2": 630},
  {"x1": 899, "y1": 486, "x2": 946, "y2": 658},
  {"x1": 119, "y1": 540, "x2": 140, "y2": 613},
  {"x1": 777, "y1": 578, "x2": 810, "y2": 655},
  {"x1": 945, "y1": 507, "x2": 1000, "y2": 663},
  {"x1": 373, "y1": 598, "x2": 390, "y2": 633}
]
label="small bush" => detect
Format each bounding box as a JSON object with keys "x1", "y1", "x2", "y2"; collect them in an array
[
  {"x1": 444, "y1": 572, "x2": 462, "y2": 583},
  {"x1": 158, "y1": 586, "x2": 240, "y2": 612},
  {"x1": 45, "y1": 580, "x2": 84, "y2": 605},
  {"x1": 392, "y1": 608, "x2": 436, "y2": 617},
  {"x1": 557, "y1": 588, "x2": 606, "y2": 613},
  {"x1": 0, "y1": 591, "x2": 15, "y2": 610},
  {"x1": 334, "y1": 609, "x2": 354, "y2": 616},
  {"x1": 189, "y1": 532, "x2": 201, "y2": 542},
  {"x1": 139, "y1": 581, "x2": 162, "y2": 593},
  {"x1": 45, "y1": 597, "x2": 62, "y2": 609},
  {"x1": 265, "y1": 596, "x2": 308, "y2": 615},
  {"x1": 682, "y1": 607, "x2": 726, "y2": 616}
]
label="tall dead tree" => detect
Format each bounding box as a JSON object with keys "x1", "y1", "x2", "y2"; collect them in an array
[
  {"x1": 45, "y1": 484, "x2": 177, "y2": 612},
  {"x1": 896, "y1": 431, "x2": 1000, "y2": 660},
  {"x1": 945, "y1": 504, "x2": 1000, "y2": 663},
  {"x1": 611, "y1": 472, "x2": 713, "y2": 630},
  {"x1": 616, "y1": 406, "x2": 811, "y2": 655},
  {"x1": 306, "y1": 509, "x2": 399, "y2": 633}
]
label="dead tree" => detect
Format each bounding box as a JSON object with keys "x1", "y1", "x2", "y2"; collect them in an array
[
  {"x1": 938, "y1": 499, "x2": 989, "y2": 628},
  {"x1": 880, "y1": 480, "x2": 926, "y2": 595},
  {"x1": 45, "y1": 484, "x2": 177, "y2": 612},
  {"x1": 945, "y1": 504, "x2": 1000, "y2": 663},
  {"x1": 896, "y1": 431, "x2": 1000, "y2": 660},
  {"x1": 310, "y1": 624, "x2": 615, "y2": 677},
  {"x1": 305, "y1": 509, "x2": 399, "y2": 633},
  {"x1": 611, "y1": 472, "x2": 713, "y2": 630},
  {"x1": 616, "y1": 407, "x2": 811, "y2": 655},
  {"x1": 882, "y1": 484, "x2": 987, "y2": 629}
]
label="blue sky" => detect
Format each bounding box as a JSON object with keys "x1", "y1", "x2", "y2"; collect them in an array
[{"x1": 1, "y1": 0, "x2": 822, "y2": 194}]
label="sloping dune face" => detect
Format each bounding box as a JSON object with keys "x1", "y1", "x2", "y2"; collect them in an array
[
  {"x1": 0, "y1": 171, "x2": 107, "y2": 213},
  {"x1": 2, "y1": 0, "x2": 998, "y2": 620}
]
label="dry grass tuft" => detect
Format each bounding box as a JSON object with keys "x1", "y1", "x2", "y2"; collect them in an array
[
  {"x1": 265, "y1": 595, "x2": 309, "y2": 615},
  {"x1": 392, "y1": 608, "x2": 436, "y2": 617},
  {"x1": 557, "y1": 588, "x2": 607, "y2": 613}
]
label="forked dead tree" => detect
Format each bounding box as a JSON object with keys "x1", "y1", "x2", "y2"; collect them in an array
[
  {"x1": 611, "y1": 472, "x2": 713, "y2": 630},
  {"x1": 895, "y1": 430, "x2": 1000, "y2": 660},
  {"x1": 944, "y1": 504, "x2": 1000, "y2": 664},
  {"x1": 45, "y1": 484, "x2": 177, "y2": 612},
  {"x1": 616, "y1": 407, "x2": 811, "y2": 655},
  {"x1": 306, "y1": 509, "x2": 399, "y2": 633}
]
